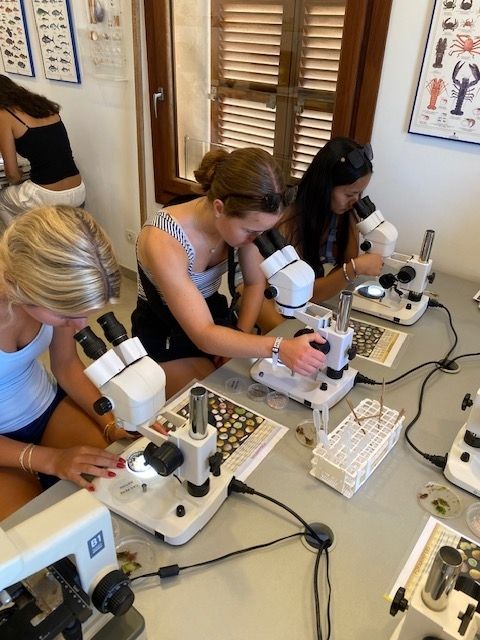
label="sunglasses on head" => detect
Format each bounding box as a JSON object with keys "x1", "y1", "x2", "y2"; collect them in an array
[
  {"x1": 340, "y1": 143, "x2": 374, "y2": 169},
  {"x1": 223, "y1": 186, "x2": 297, "y2": 213}
]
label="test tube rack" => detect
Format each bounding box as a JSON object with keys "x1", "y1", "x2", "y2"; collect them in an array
[{"x1": 309, "y1": 399, "x2": 404, "y2": 498}]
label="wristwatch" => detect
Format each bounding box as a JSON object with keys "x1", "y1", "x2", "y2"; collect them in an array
[{"x1": 272, "y1": 336, "x2": 283, "y2": 366}]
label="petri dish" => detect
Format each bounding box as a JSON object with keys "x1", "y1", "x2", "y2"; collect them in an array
[
  {"x1": 295, "y1": 420, "x2": 316, "y2": 448},
  {"x1": 417, "y1": 481, "x2": 463, "y2": 519},
  {"x1": 466, "y1": 502, "x2": 480, "y2": 538},
  {"x1": 247, "y1": 383, "x2": 270, "y2": 402},
  {"x1": 116, "y1": 535, "x2": 156, "y2": 579},
  {"x1": 266, "y1": 390, "x2": 288, "y2": 410},
  {"x1": 225, "y1": 377, "x2": 249, "y2": 395}
]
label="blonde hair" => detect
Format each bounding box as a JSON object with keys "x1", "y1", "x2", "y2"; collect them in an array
[
  {"x1": 193, "y1": 147, "x2": 285, "y2": 217},
  {"x1": 0, "y1": 206, "x2": 121, "y2": 315}
]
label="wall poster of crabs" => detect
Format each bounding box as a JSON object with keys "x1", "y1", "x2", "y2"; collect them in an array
[
  {"x1": 409, "y1": 0, "x2": 480, "y2": 144},
  {"x1": 0, "y1": 0, "x2": 35, "y2": 77},
  {"x1": 31, "y1": 0, "x2": 81, "y2": 83}
]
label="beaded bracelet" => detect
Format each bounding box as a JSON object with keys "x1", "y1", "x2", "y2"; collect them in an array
[{"x1": 342, "y1": 262, "x2": 353, "y2": 283}]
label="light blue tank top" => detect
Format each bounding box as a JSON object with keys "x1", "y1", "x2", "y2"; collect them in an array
[{"x1": 0, "y1": 323, "x2": 56, "y2": 433}]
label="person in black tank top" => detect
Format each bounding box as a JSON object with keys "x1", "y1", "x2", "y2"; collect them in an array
[{"x1": 0, "y1": 74, "x2": 85, "y2": 225}]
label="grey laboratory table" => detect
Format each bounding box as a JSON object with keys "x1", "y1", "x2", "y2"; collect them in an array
[{"x1": 4, "y1": 271, "x2": 480, "y2": 640}]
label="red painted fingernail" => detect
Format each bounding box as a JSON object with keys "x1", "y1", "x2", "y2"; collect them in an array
[
  {"x1": 87, "y1": 485, "x2": 95, "y2": 492},
  {"x1": 107, "y1": 471, "x2": 117, "y2": 478},
  {"x1": 116, "y1": 461, "x2": 126, "y2": 468},
  {"x1": 119, "y1": 457, "x2": 126, "y2": 463}
]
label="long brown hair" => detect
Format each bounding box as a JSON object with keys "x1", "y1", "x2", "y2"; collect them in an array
[{"x1": 0, "y1": 75, "x2": 60, "y2": 117}]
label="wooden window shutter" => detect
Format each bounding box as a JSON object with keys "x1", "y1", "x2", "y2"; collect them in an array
[
  {"x1": 211, "y1": 2, "x2": 287, "y2": 154},
  {"x1": 290, "y1": 0, "x2": 346, "y2": 178}
]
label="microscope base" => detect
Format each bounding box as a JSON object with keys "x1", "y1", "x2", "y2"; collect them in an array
[
  {"x1": 444, "y1": 424, "x2": 480, "y2": 498},
  {"x1": 250, "y1": 358, "x2": 357, "y2": 410},
  {"x1": 352, "y1": 287, "x2": 429, "y2": 325},
  {"x1": 93, "y1": 437, "x2": 232, "y2": 546},
  {"x1": 389, "y1": 582, "x2": 478, "y2": 640}
]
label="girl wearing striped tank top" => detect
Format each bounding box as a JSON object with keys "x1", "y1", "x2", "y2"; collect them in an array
[{"x1": 132, "y1": 147, "x2": 327, "y2": 399}]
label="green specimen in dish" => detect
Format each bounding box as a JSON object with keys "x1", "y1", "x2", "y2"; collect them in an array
[{"x1": 117, "y1": 550, "x2": 141, "y2": 576}]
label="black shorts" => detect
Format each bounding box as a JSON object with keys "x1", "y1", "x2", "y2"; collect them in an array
[{"x1": 131, "y1": 292, "x2": 235, "y2": 362}]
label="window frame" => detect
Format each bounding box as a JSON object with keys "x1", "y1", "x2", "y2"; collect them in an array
[{"x1": 144, "y1": 0, "x2": 393, "y2": 202}]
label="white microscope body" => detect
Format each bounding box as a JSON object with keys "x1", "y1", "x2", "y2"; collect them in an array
[
  {"x1": 75, "y1": 313, "x2": 232, "y2": 546},
  {"x1": 444, "y1": 388, "x2": 480, "y2": 497},
  {"x1": 389, "y1": 546, "x2": 480, "y2": 640},
  {"x1": 0, "y1": 490, "x2": 137, "y2": 639},
  {"x1": 351, "y1": 196, "x2": 436, "y2": 325},
  {"x1": 250, "y1": 229, "x2": 357, "y2": 410}
]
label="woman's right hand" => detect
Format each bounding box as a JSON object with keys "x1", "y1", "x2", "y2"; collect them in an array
[
  {"x1": 279, "y1": 332, "x2": 327, "y2": 375},
  {"x1": 48, "y1": 446, "x2": 123, "y2": 490},
  {"x1": 354, "y1": 252, "x2": 384, "y2": 276}
]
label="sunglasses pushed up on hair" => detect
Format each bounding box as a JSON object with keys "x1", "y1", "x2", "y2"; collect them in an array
[
  {"x1": 222, "y1": 185, "x2": 298, "y2": 213},
  {"x1": 340, "y1": 143, "x2": 374, "y2": 169}
]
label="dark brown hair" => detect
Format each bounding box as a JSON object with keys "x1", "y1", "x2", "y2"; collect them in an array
[{"x1": 0, "y1": 74, "x2": 60, "y2": 117}]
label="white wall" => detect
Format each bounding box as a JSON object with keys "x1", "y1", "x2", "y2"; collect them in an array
[
  {"x1": 0, "y1": 0, "x2": 142, "y2": 272},
  {"x1": 369, "y1": 0, "x2": 480, "y2": 283}
]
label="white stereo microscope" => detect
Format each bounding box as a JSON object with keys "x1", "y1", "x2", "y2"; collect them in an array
[
  {"x1": 351, "y1": 196, "x2": 436, "y2": 325},
  {"x1": 250, "y1": 228, "x2": 357, "y2": 410},
  {"x1": 389, "y1": 545, "x2": 480, "y2": 639},
  {"x1": 0, "y1": 490, "x2": 139, "y2": 640},
  {"x1": 444, "y1": 387, "x2": 480, "y2": 497},
  {"x1": 74, "y1": 313, "x2": 232, "y2": 545}
]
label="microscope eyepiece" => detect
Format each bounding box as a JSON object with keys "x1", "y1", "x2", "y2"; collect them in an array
[
  {"x1": 254, "y1": 232, "x2": 277, "y2": 258},
  {"x1": 74, "y1": 327, "x2": 108, "y2": 361},
  {"x1": 353, "y1": 195, "x2": 376, "y2": 220},
  {"x1": 97, "y1": 312, "x2": 129, "y2": 346}
]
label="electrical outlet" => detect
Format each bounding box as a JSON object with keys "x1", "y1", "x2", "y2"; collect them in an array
[{"x1": 125, "y1": 229, "x2": 136, "y2": 244}]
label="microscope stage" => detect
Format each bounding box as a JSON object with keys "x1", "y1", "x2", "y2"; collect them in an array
[
  {"x1": 93, "y1": 437, "x2": 231, "y2": 545},
  {"x1": 250, "y1": 358, "x2": 357, "y2": 410},
  {"x1": 352, "y1": 289, "x2": 429, "y2": 325}
]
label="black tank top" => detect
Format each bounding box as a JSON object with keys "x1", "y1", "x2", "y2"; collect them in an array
[{"x1": 6, "y1": 108, "x2": 79, "y2": 185}]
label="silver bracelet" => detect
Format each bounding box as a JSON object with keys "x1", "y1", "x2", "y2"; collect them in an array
[{"x1": 272, "y1": 336, "x2": 283, "y2": 366}]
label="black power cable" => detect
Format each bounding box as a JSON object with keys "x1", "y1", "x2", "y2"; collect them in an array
[{"x1": 129, "y1": 479, "x2": 333, "y2": 640}]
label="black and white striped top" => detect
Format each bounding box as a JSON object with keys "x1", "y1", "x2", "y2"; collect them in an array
[{"x1": 137, "y1": 210, "x2": 228, "y2": 302}]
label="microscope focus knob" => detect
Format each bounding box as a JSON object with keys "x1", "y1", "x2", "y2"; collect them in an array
[
  {"x1": 389, "y1": 587, "x2": 408, "y2": 617},
  {"x1": 427, "y1": 272, "x2": 436, "y2": 284},
  {"x1": 264, "y1": 285, "x2": 277, "y2": 300},
  {"x1": 144, "y1": 441, "x2": 184, "y2": 476},
  {"x1": 347, "y1": 345, "x2": 357, "y2": 361},
  {"x1": 462, "y1": 393, "x2": 473, "y2": 411},
  {"x1": 294, "y1": 328, "x2": 331, "y2": 354},
  {"x1": 93, "y1": 396, "x2": 113, "y2": 416},
  {"x1": 359, "y1": 240, "x2": 372, "y2": 252},
  {"x1": 91, "y1": 569, "x2": 134, "y2": 616}
]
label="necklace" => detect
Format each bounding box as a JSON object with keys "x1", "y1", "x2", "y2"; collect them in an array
[{"x1": 195, "y1": 198, "x2": 223, "y2": 254}]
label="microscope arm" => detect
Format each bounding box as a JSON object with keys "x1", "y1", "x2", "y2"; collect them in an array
[{"x1": 0, "y1": 491, "x2": 118, "y2": 596}]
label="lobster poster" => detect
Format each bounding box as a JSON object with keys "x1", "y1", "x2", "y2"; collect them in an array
[{"x1": 410, "y1": 0, "x2": 480, "y2": 143}]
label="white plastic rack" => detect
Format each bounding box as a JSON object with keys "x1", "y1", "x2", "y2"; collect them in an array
[{"x1": 310, "y1": 399, "x2": 404, "y2": 498}]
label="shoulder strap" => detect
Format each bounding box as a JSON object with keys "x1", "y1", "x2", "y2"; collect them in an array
[{"x1": 5, "y1": 108, "x2": 28, "y2": 128}]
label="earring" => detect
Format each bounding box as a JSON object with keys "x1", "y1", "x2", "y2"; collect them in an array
[{"x1": 215, "y1": 212, "x2": 221, "y2": 218}]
